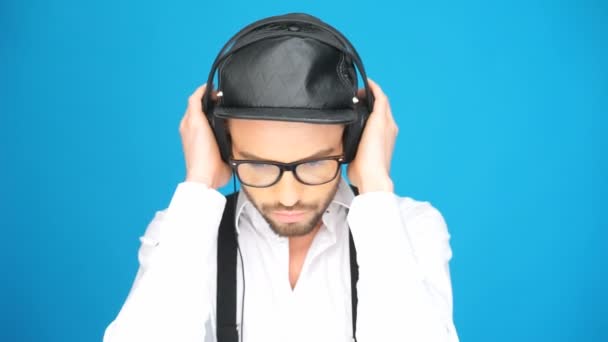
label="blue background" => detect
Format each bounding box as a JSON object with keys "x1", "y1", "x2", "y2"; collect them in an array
[{"x1": 1, "y1": 0, "x2": 606, "y2": 341}]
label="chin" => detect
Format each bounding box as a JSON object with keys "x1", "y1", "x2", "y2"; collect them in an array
[{"x1": 267, "y1": 217, "x2": 318, "y2": 237}]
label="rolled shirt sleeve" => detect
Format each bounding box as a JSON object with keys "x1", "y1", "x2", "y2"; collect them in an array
[
  {"x1": 104, "y1": 182, "x2": 226, "y2": 342},
  {"x1": 348, "y1": 191, "x2": 458, "y2": 342}
]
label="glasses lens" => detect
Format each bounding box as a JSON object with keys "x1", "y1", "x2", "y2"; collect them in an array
[
  {"x1": 236, "y1": 163, "x2": 281, "y2": 187},
  {"x1": 295, "y1": 159, "x2": 340, "y2": 185}
]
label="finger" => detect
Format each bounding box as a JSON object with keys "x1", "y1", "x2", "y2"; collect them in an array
[
  {"x1": 186, "y1": 83, "x2": 207, "y2": 115},
  {"x1": 385, "y1": 99, "x2": 397, "y2": 126},
  {"x1": 209, "y1": 89, "x2": 220, "y2": 101},
  {"x1": 366, "y1": 78, "x2": 386, "y2": 99},
  {"x1": 366, "y1": 79, "x2": 388, "y2": 120},
  {"x1": 369, "y1": 79, "x2": 396, "y2": 127},
  {"x1": 190, "y1": 83, "x2": 207, "y2": 99},
  {"x1": 356, "y1": 78, "x2": 381, "y2": 99},
  {"x1": 356, "y1": 88, "x2": 366, "y2": 99}
]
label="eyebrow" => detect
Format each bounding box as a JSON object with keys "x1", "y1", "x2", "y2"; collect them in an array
[{"x1": 238, "y1": 147, "x2": 337, "y2": 162}]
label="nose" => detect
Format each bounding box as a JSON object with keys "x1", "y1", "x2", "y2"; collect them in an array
[{"x1": 274, "y1": 171, "x2": 301, "y2": 208}]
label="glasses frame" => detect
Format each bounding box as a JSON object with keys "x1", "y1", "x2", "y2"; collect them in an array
[{"x1": 229, "y1": 155, "x2": 345, "y2": 188}]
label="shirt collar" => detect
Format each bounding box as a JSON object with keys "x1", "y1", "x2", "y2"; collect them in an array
[
  {"x1": 332, "y1": 177, "x2": 356, "y2": 210},
  {"x1": 233, "y1": 177, "x2": 356, "y2": 236}
]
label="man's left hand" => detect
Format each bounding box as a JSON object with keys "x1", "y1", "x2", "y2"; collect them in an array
[{"x1": 347, "y1": 79, "x2": 398, "y2": 194}]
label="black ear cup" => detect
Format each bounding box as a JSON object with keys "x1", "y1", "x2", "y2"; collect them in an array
[
  {"x1": 212, "y1": 118, "x2": 232, "y2": 163},
  {"x1": 203, "y1": 94, "x2": 233, "y2": 163},
  {"x1": 203, "y1": 95, "x2": 213, "y2": 127},
  {"x1": 343, "y1": 103, "x2": 371, "y2": 162}
]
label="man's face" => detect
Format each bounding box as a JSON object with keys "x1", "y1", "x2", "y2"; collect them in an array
[{"x1": 228, "y1": 119, "x2": 345, "y2": 237}]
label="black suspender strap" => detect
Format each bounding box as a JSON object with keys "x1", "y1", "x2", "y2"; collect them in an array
[
  {"x1": 216, "y1": 193, "x2": 239, "y2": 342},
  {"x1": 349, "y1": 185, "x2": 360, "y2": 341},
  {"x1": 349, "y1": 230, "x2": 359, "y2": 341},
  {"x1": 216, "y1": 189, "x2": 359, "y2": 342}
]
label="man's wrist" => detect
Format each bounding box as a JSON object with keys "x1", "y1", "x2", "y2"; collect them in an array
[
  {"x1": 358, "y1": 177, "x2": 394, "y2": 194},
  {"x1": 185, "y1": 175, "x2": 213, "y2": 188}
]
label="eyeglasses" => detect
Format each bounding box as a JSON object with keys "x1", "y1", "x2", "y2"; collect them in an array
[{"x1": 229, "y1": 155, "x2": 345, "y2": 188}]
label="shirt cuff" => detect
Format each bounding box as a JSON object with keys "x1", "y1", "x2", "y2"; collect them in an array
[
  {"x1": 161, "y1": 182, "x2": 226, "y2": 259},
  {"x1": 167, "y1": 182, "x2": 225, "y2": 213},
  {"x1": 347, "y1": 191, "x2": 423, "y2": 281}
]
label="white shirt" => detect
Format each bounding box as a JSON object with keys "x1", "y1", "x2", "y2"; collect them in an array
[{"x1": 104, "y1": 178, "x2": 459, "y2": 342}]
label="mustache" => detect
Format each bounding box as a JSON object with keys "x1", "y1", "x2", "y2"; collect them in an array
[{"x1": 261, "y1": 202, "x2": 317, "y2": 212}]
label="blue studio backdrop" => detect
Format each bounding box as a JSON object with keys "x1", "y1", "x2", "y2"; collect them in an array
[{"x1": 1, "y1": 0, "x2": 606, "y2": 341}]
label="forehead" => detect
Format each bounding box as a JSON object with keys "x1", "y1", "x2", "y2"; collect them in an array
[{"x1": 227, "y1": 119, "x2": 344, "y2": 160}]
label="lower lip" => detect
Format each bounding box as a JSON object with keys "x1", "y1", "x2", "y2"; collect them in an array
[{"x1": 272, "y1": 211, "x2": 307, "y2": 223}]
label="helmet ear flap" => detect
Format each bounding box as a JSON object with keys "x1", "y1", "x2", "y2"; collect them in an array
[{"x1": 342, "y1": 102, "x2": 370, "y2": 163}]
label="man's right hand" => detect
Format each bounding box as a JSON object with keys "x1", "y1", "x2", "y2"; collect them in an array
[{"x1": 179, "y1": 84, "x2": 232, "y2": 188}]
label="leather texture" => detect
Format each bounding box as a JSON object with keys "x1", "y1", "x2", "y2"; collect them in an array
[
  {"x1": 214, "y1": 29, "x2": 358, "y2": 124},
  {"x1": 203, "y1": 13, "x2": 373, "y2": 163}
]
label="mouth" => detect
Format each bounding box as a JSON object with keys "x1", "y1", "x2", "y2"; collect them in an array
[{"x1": 271, "y1": 210, "x2": 308, "y2": 224}]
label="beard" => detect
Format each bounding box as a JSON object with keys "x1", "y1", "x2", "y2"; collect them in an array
[{"x1": 241, "y1": 180, "x2": 341, "y2": 237}]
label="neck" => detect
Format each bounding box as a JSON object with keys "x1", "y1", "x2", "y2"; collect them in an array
[
  {"x1": 288, "y1": 222, "x2": 322, "y2": 289},
  {"x1": 289, "y1": 223, "x2": 321, "y2": 252}
]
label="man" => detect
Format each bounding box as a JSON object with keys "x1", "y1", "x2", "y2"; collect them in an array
[{"x1": 104, "y1": 14, "x2": 458, "y2": 342}]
